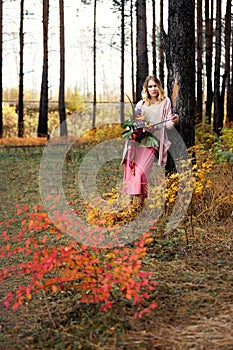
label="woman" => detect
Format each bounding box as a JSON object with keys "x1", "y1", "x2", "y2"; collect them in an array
[{"x1": 122, "y1": 75, "x2": 179, "y2": 208}]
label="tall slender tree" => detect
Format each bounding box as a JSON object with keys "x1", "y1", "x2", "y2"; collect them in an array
[
  {"x1": 59, "y1": 0, "x2": 67, "y2": 136},
  {"x1": 38, "y1": 0, "x2": 49, "y2": 138},
  {"x1": 112, "y1": 0, "x2": 128, "y2": 119},
  {"x1": 205, "y1": 0, "x2": 213, "y2": 123},
  {"x1": 18, "y1": 0, "x2": 24, "y2": 137},
  {"x1": 152, "y1": 0, "x2": 156, "y2": 76},
  {"x1": 130, "y1": 0, "x2": 135, "y2": 103},
  {"x1": 196, "y1": 0, "x2": 203, "y2": 122},
  {"x1": 136, "y1": 0, "x2": 148, "y2": 101},
  {"x1": 92, "y1": 0, "x2": 97, "y2": 128},
  {"x1": 213, "y1": 0, "x2": 222, "y2": 135},
  {"x1": 219, "y1": 0, "x2": 231, "y2": 130},
  {"x1": 0, "y1": 0, "x2": 3, "y2": 138},
  {"x1": 224, "y1": 0, "x2": 232, "y2": 125},
  {"x1": 120, "y1": 0, "x2": 125, "y2": 123},
  {"x1": 159, "y1": 0, "x2": 164, "y2": 87},
  {"x1": 230, "y1": 8, "x2": 233, "y2": 124}
]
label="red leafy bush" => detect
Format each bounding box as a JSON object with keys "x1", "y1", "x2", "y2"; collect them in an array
[{"x1": 0, "y1": 205, "x2": 157, "y2": 318}]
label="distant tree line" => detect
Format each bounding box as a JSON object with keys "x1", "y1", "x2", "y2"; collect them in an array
[{"x1": 0, "y1": 0, "x2": 232, "y2": 147}]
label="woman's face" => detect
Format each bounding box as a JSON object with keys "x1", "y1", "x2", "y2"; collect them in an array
[{"x1": 147, "y1": 79, "x2": 159, "y2": 98}]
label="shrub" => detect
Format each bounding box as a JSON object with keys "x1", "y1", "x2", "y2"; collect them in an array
[{"x1": 0, "y1": 204, "x2": 157, "y2": 319}]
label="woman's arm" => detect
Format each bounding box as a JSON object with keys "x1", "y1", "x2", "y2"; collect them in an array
[{"x1": 164, "y1": 97, "x2": 179, "y2": 129}]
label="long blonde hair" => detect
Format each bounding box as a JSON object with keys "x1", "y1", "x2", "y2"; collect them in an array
[{"x1": 141, "y1": 75, "x2": 165, "y2": 105}]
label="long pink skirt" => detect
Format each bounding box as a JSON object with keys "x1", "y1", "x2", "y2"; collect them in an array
[{"x1": 122, "y1": 147, "x2": 156, "y2": 198}]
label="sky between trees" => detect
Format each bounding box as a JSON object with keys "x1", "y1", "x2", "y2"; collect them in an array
[
  {"x1": 3, "y1": 0, "x2": 228, "y2": 101},
  {"x1": 3, "y1": 0, "x2": 170, "y2": 100}
]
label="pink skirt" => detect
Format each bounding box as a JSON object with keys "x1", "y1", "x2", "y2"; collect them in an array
[{"x1": 122, "y1": 147, "x2": 156, "y2": 198}]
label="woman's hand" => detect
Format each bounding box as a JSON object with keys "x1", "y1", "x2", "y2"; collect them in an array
[
  {"x1": 171, "y1": 114, "x2": 179, "y2": 125},
  {"x1": 146, "y1": 125, "x2": 153, "y2": 131}
]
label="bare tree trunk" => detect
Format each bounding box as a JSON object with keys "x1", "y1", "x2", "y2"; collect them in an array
[
  {"x1": 38, "y1": 0, "x2": 49, "y2": 138},
  {"x1": 205, "y1": 0, "x2": 213, "y2": 123},
  {"x1": 213, "y1": 0, "x2": 222, "y2": 135},
  {"x1": 92, "y1": 0, "x2": 96, "y2": 128},
  {"x1": 59, "y1": 0, "x2": 67, "y2": 136},
  {"x1": 0, "y1": 0, "x2": 2, "y2": 138},
  {"x1": 164, "y1": 0, "x2": 195, "y2": 149},
  {"x1": 196, "y1": 0, "x2": 203, "y2": 122},
  {"x1": 225, "y1": 0, "x2": 231, "y2": 125},
  {"x1": 152, "y1": 0, "x2": 156, "y2": 76},
  {"x1": 120, "y1": 0, "x2": 125, "y2": 123},
  {"x1": 230, "y1": 13, "x2": 233, "y2": 123},
  {"x1": 136, "y1": 0, "x2": 148, "y2": 101},
  {"x1": 159, "y1": 0, "x2": 164, "y2": 87},
  {"x1": 130, "y1": 0, "x2": 135, "y2": 103},
  {"x1": 18, "y1": 0, "x2": 24, "y2": 137},
  {"x1": 219, "y1": 0, "x2": 231, "y2": 130}
]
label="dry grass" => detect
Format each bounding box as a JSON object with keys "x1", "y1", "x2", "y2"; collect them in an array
[
  {"x1": 0, "y1": 139, "x2": 233, "y2": 349},
  {"x1": 0, "y1": 136, "x2": 47, "y2": 147}
]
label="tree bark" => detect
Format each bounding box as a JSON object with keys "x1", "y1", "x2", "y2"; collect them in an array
[
  {"x1": 152, "y1": 0, "x2": 156, "y2": 76},
  {"x1": 0, "y1": 0, "x2": 2, "y2": 138},
  {"x1": 230, "y1": 12, "x2": 233, "y2": 124},
  {"x1": 92, "y1": 0, "x2": 96, "y2": 128},
  {"x1": 205, "y1": 0, "x2": 213, "y2": 124},
  {"x1": 165, "y1": 0, "x2": 196, "y2": 149},
  {"x1": 136, "y1": 0, "x2": 148, "y2": 101},
  {"x1": 159, "y1": 0, "x2": 164, "y2": 87},
  {"x1": 213, "y1": 0, "x2": 222, "y2": 135},
  {"x1": 196, "y1": 0, "x2": 203, "y2": 122},
  {"x1": 18, "y1": 0, "x2": 24, "y2": 137},
  {"x1": 120, "y1": 0, "x2": 125, "y2": 123},
  {"x1": 130, "y1": 0, "x2": 135, "y2": 103},
  {"x1": 38, "y1": 0, "x2": 49, "y2": 138},
  {"x1": 59, "y1": 0, "x2": 67, "y2": 136},
  {"x1": 225, "y1": 0, "x2": 231, "y2": 125}
]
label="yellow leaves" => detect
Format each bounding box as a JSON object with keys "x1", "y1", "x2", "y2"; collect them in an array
[
  {"x1": 220, "y1": 128, "x2": 233, "y2": 152},
  {"x1": 106, "y1": 252, "x2": 116, "y2": 260},
  {"x1": 193, "y1": 181, "x2": 204, "y2": 194},
  {"x1": 79, "y1": 124, "x2": 122, "y2": 144}
]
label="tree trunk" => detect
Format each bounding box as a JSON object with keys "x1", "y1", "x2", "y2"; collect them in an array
[
  {"x1": 159, "y1": 0, "x2": 164, "y2": 87},
  {"x1": 152, "y1": 0, "x2": 156, "y2": 76},
  {"x1": 59, "y1": 0, "x2": 67, "y2": 136},
  {"x1": 213, "y1": 0, "x2": 222, "y2": 135},
  {"x1": 18, "y1": 0, "x2": 24, "y2": 137},
  {"x1": 205, "y1": 0, "x2": 213, "y2": 124},
  {"x1": 120, "y1": 0, "x2": 125, "y2": 123},
  {"x1": 230, "y1": 13, "x2": 233, "y2": 123},
  {"x1": 165, "y1": 0, "x2": 196, "y2": 149},
  {"x1": 38, "y1": 0, "x2": 49, "y2": 138},
  {"x1": 0, "y1": 0, "x2": 2, "y2": 138},
  {"x1": 130, "y1": 0, "x2": 135, "y2": 103},
  {"x1": 136, "y1": 0, "x2": 148, "y2": 101},
  {"x1": 92, "y1": 0, "x2": 96, "y2": 128},
  {"x1": 196, "y1": 0, "x2": 203, "y2": 122},
  {"x1": 225, "y1": 0, "x2": 231, "y2": 125}
]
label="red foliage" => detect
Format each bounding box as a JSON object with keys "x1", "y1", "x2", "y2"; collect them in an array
[{"x1": 0, "y1": 204, "x2": 157, "y2": 318}]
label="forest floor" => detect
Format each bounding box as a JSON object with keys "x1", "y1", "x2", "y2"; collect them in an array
[{"x1": 0, "y1": 140, "x2": 233, "y2": 350}]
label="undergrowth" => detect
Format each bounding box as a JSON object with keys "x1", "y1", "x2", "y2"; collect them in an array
[{"x1": 0, "y1": 125, "x2": 232, "y2": 349}]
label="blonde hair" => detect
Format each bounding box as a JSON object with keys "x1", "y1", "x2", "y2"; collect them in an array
[{"x1": 141, "y1": 75, "x2": 165, "y2": 105}]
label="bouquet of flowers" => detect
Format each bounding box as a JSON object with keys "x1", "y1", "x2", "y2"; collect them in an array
[
  {"x1": 122, "y1": 106, "x2": 160, "y2": 148},
  {"x1": 121, "y1": 107, "x2": 159, "y2": 175},
  {"x1": 121, "y1": 108, "x2": 150, "y2": 143}
]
